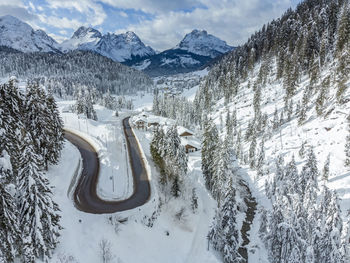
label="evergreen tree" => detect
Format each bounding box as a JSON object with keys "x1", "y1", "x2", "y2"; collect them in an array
[
  {"x1": 0, "y1": 152, "x2": 20, "y2": 262},
  {"x1": 171, "y1": 175, "x2": 180, "y2": 198},
  {"x1": 221, "y1": 179, "x2": 242, "y2": 263},
  {"x1": 299, "y1": 148, "x2": 319, "y2": 204},
  {"x1": 316, "y1": 187, "x2": 344, "y2": 263},
  {"x1": 345, "y1": 118, "x2": 350, "y2": 167},
  {"x1": 18, "y1": 135, "x2": 61, "y2": 262},
  {"x1": 257, "y1": 139, "x2": 265, "y2": 177},
  {"x1": 273, "y1": 107, "x2": 279, "y2": 130},
  {"x1": 44, "y1": 91, "x2": 64, "y2": 168},
  {"x1": 249, "y1": 133, "x2": 257, "y2": 169},
  {"x1": 208, "y1": 178, "x2": 242, "y2": 263},
  {"x1": 202, "y1": 119, "x2": 219, "y2": 190},
  {"x1": 191, "y1": 188, "x2": 198, "y2": 212},
  {"x1": 299, "y1": 141, "x2": 306, "y2": 159},
  {"x1": 212, "y1": 135, "x2": 236, "y2": 202},
  {"x1": 322, "y1": 154, "x2": 330, "y2": 181},
  {"x1": 315, "y1": 76, "x2": 330, "y2": 116}
]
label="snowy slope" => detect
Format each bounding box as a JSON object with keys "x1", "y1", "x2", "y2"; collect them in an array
[
  {"x1": 176, "y1": 30, "x2": 234, "y2": 58},
  {"x1": 127, "y1": 31, "x2": 233, "y2": 76},
  {"x1": 204, "y1": 60, "x2": 350, "y2": 261},
  {"x1": 0, "y1": 15, "x2": 60, "y2": 53}
]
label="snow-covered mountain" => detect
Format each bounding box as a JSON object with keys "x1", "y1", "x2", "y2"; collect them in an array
[
  {"x1": 60, "y1": 26, "x2": 102, "y2": 51},
  {"x1": 0, "y1": 15, "x2": 60, "y2": 53},
  {"x1": 0, "y1": 15, "x2": 234, "y2": 76},
  {"x1": 176, "y1": 29, "x2": 233, "y2": 58},
  {"x1": 127, "y1": 30, "x2": 234, "y2": 76},
  {"x1": 61, "y1": 27, "x2": 156, "y2": 62},
  {"x1": 94, "y1": 31, "x2": 156, "y2": 62}
]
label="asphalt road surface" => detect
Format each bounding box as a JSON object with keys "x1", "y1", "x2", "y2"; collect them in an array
[{"x1": 64, "y1": 117, "x2": 151, "y2": 214}]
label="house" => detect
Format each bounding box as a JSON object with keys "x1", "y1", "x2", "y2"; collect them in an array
[
  {"x1": 178, "y1": 127, "x2": 194, "y2": 138},
  {"x1": 184, "y1": 143, "x2": 199, "y2": 153},
  {"x1": 181, "y1": 138, "x2": 201, "y2": 153},
  {"x1": 135, "y1": 118, "x2": 147, "y2": 129}
]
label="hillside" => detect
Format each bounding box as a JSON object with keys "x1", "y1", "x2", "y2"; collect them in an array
[
  {"x1": 0, "y1": 46, "x2": 153, "y2": 97},
  {"x1": 153, "y1": 0, "x2": 350, "y2": 261}
]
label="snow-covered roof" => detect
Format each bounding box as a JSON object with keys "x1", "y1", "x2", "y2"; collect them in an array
[
  {"x1": 178, "y1": 126, "x2": 194, "y2": 136},
  {"x1": 135, "y1": 117, "x2": 147, "y2": 123}
]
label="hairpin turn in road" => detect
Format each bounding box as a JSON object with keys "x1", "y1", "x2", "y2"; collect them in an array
[{"x1": 64, "y1": 117, "x2": 151, "y2": 214}]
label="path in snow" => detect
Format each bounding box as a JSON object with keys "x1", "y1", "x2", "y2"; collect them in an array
[{"x1": 238, "y1": 180, "x2": 257, "y2": 262}]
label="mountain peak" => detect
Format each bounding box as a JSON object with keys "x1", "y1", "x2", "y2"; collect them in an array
[
  {"x1": 176, "y1": 29, "x2": 233, "y2": 58},
  {"x1": 0, "y1": 15, "x2": 59, "y2": 52},
  {"x1": 72, "y1": 26, "x2": 102, "y2": 39}
]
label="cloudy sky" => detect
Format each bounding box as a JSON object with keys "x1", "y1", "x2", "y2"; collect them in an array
[{"x1": 0, "y1": 0, "x2": 301, "y2": 51}]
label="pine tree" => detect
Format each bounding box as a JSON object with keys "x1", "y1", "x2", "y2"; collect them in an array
[
  {"x1": 0, "y1": 152, "x2": 20, "y2": 262},
  {"x1": 249, "y1": 133, "x2": 257, "y2": 169},
  {"x1": 208, "y1": 178, "x2": 242, "y2": 263},
  {"x1": 336, "y1": 5, "x2": 350, "y2": 56},
  {"x1": 171, "y1": 176, "x2": 180, "y2": 198},
  {"x1": 299, "y1": 141, "x2": 306, "y2": 159},
  {"x1": 257, "y1": 139, "x2": 265, "y2": 177},
  {"x1": 44, "y1": 91, "x2": 64, "y2": 168},
  {"x1": 18, "y1": 135, "x2": 61, "y2": 262},
  {"x1": 285, "y1": 156, "x2": 299, "y2": 196},
  {"x1": 299, "y1": 148, "x2": 319, "y2": 204},
  {"x1": 315, "y1": 76, "x2": 330, "y2": 116},
  {"x1": 191, "y1": 188, "x2": 198, "y2": 213},
  {"x1": 212, "y1": 134, "x2": 237, "y2": 203},
  {"x1": 298, "y1": 86, "x2": 311, "y2": 125},
  {"x1": 322, "y1": 154, "x2": 330, "y2": 181},
  {"x1": 273, "y1": 107, "x2": 279, "y2": 130},
  {"x1": 202, "y1": 119, "x2": 219, "y2": 190},
  {"x1": 0, "y1": 80, "x2": 24, "y2": 174},
  {"x1": 221, "y1": 178, "x2": 242, "y2": 263},
  {"x1": 316, "y1": 187, "x2": 344, "y2": 263},
  {"x1": 345, "y1": 118, "x2": 350, "y2": 167}
]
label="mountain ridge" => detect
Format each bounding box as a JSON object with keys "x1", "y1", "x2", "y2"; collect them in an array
[{"x1": 0, "y1": 15, "x2": 235, "y2": 76}]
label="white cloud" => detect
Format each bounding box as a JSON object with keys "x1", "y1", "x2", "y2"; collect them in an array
[
  {"x1": 0, "y1": 0, "x2": 24, "y2": 6},
  {"x1": 100, "y1": 0, "x2": 202, "y2": 14},
  {"x1": 45, "y1": 0, "x2": 106, "y2": 26},
  {"x1": 37, "y1": 13, "x2": 82, "y2": 29},
  {"x1": 119, "y1": 11, "x2": 128, "y2": 18},
  {"x1": 28, "y1": 1, "x2": 35, "y2": 11},
  {"x1": 117, "y1": 0, "x2": 296, "y2": 50}
]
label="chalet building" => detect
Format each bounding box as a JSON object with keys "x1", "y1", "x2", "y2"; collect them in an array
[
  {"x1": 135, "y1": 118, "x2": 146, "y2": 129},
  {"x1": 181, "y1": 138, "x2": 200, "y2": 153},
  {"x1": 184, "y1": 143, "x2": 199, "y2": 153}
]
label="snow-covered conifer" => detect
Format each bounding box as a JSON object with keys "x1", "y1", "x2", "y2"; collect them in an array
[{"x1": 18, "y1": 135, "x2": 61, "y2": 262}]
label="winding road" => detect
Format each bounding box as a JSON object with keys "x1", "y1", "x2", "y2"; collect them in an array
[{"x1": 64, "y1": 117, "x2": 151, "y2": 214}]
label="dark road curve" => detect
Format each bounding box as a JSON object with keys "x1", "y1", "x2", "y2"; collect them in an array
[{"x1": 64, "y1": 117, "x2": 151, "y2": 214}]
